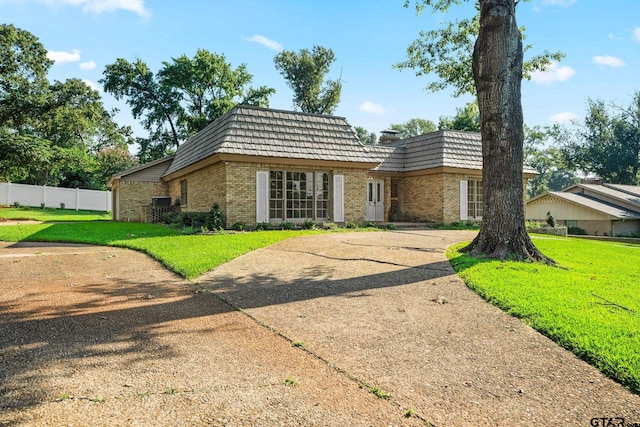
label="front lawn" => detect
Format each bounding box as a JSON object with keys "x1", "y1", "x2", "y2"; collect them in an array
[
  {"x1": 0, "y1": 207, "x2": 111, "y2": 222},
  {"x1": 0, "y1": 222, "x2": 321, "y2": 279},
  {"x1": 448, "y1": 236, "x2": 640, "y2": 394}
]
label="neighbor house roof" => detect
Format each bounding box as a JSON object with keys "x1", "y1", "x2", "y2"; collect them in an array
[
  {"x1": 164, "y1": 105, "x2": 379, "y2": 177},
  {"x1": 564, "y1": 183, "x2": 640, "y2": 211},
  {"x1": 530, "y1": 191, "x2": 640, "y2": 219}
]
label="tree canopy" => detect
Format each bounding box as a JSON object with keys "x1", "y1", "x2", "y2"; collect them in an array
[
  {"x1": 438, "y1": 102, "x2": 481, "y2": 132},
  {"x1": 0, "y1": 24, "x2": 135, "y2": 189},
  {"x1": 560, "y1": 93, "x2": 640, "y2": 185},
  {"x1": 102, "y1": 51, "x2": 275, "y2": 161},
  {"x1": 274, "y1": 46, "x2": 342, "y2": 115},
  {"x1": 390, "y1": 118, "x2": 436, "y2": 138},
  {"x1": 396, "y1": 1, "x2": 564, "y2": 97}
]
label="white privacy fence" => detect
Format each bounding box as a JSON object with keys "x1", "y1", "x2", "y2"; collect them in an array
[{"x1": 0, "y1": 183, "x2": 112, "y2": 212}]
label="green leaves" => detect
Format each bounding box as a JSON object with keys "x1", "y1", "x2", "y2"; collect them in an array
[
  {"x1": 101, "y1": 50, "x2": 275, "y2": 160},
  {"x1": 274, "y1": 46, "x2": 342, "y2": 115},
  {"x1": 390, "y1": 118, "x2": 437, "y2": 138},
  {"x1": 397, "y1": 1, "x2": 564, "y2": 97}
]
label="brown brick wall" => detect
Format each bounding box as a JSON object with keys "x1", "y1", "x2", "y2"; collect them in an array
[
  {"x1": 168, "y1": 163, "x2": 227, "y2": 216},
  {"x1": 397, "y1": 173, "x2": 482, "y2": 223},
  {"x1": 117, "y1": 180, "x2": 169, "y2": 222},
  {"x1": 166, "y1": 161, "x2": 369, "y2": 226}
]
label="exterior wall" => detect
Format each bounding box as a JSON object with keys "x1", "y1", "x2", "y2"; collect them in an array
[
  {"x1": 168, "y1": 162, "x2": 227, "y2": 214},
  {"x1": 399, "y1": 172, "x2": 481, "y2": 223},
  {"x1": 169, "y1": 160, "x2": 370, "y2": 226},
  {"x1": 117, "y1": 180, "x2": 169, "y2": 222},
  {"x1": 612, "y1": 219, "x2": 640, "y2": 237},
  {"x1": 526, "y1": 195, "x2": 612, "y2": 221}
]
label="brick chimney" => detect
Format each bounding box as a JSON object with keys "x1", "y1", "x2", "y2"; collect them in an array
[
  {"x1": 379, "y1": 129, "x2": 401, "y2": 144},
  {"x1": 580, "y1": 177, "x2": 603, "y2": 185}
]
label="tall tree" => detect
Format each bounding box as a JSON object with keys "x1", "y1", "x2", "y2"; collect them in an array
[
  {"x1": 101, "y1": 58, "x2": 183, "y2": 155},
  {"x1": 159, "y1": 49, "x2": 274, "y2": 135},
  {"x1": 468, "y1": 0, "x2": 550, "y2": 261},
  {"x1": 561, "y1": 93, "x2": 640, "y2": 185},
  {"x1": 438, "y1": 102, "x2": 481, "y2": 132},
  {"x1": 354, "y1": 126, "x2": 378, "y2": 144},
  {"x1": 274, "y1": 46, "x2": 342, "y2": 115},
  {"x1": 401, "y1": 0, "x2": 555, "y2": 262},
  {"x1": 525, "y1": 125, "x2": 578, "y2": 198},
  {"x1": 390, "y1": 118, "x2": 436, "y2": 138},
  {"x1": 102, "y1": 51, "x2": 275, "y2": 160}
]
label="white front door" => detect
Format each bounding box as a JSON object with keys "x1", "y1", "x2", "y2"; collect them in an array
[{"x1": 365, "y1": 179, "x2": 384, "y2": 221}]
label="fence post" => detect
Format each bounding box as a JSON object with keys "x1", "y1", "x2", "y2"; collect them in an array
[
  {"x1": 6, "y1": 182, "x2": 11, "y2": 206},
  {"x1": 75, "y1": 188, "x2": 79, "y2": 211},
  {"x1": 42, "y1": 185, "x2": 46, "y2": 208}
]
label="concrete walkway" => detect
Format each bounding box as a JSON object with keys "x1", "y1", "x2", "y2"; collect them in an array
[{"x1": 198, "y1": 230, "x2": 640, "y2": 426}]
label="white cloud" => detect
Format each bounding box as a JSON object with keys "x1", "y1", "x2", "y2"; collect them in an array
[
  {"x1": 359, "y1": 101, "x2": 386, "y2": 115},
  {"x1": 244, "y1": 35, "x2": 282, "y2": 51},
  {"x1": 82, "y1": 79, "x2": 100, "y2": 92},
  {"x1": 541, "y1": 0, "x2": 576, "y2": 6},
  {"x1": 79, "y1": 60, "x2": 97, "y2": 70},
  {"x1": 47, "y1": 49, "x2": 81, "y2": 64},
  {"x1": 530, "y1": 62, "x2": 575, "y2": 84},
  {"x1": 8, "y1": 0, "x2": 150, "y2": 17},
  {"x1": 633, "y1": 27, "x2": 640, "y2": 42},
  {"x1": 593, "y1": 55, "x2": 626, "y2": 68},
  {"x1": 550, "y1": 112, "x2": 578, "y2": 124}
]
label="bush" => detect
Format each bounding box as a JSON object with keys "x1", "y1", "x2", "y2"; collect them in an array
[
  {"x1": 253, "y1": 222, "x2": 271, "y2": 231},
  {"x1": 40, "y1": 202, "x2": 45, "y2": 209},
  {"x1": 163, "y1": 211, "x2": 180, "y2": 225},
  {"x1": 231, "y1": 221, "x2": 248, "y2": 231},
  {"x1": 180, "y1": 212, "x2": 208, "y2": 228},
  {"x1": 301, "y1": 219, "x2": 315, "y2": 230},
  {"x1": 279, "y1": 221, "x2": 295, "y2": 230},
  {"x1": 60, "y1": 202, "x2": 65, "y2": 210},
  {"x1": 567, "y1": 226, "x2": 587, "y2": 235},
  {"x1": 361, "y1": 221, "x2": 378, "y2": 229},
  {"x1": 546, "y1": 211, "x2": 556, "y2": 228},
  {"x1": 383, "y1": 223, "x2": 398, "y2": 230},
  {"x1": 12, "y1": 201, "x2": 20, "y2": 208},
  {"x1": 321, "y1": 222, "x2": 339, "y2": 231},
  {"x1": 205, "y1": 203, "x2": 225, "y2": 230},
  {"x1": 345, "y1": 219, "x2": 359, "y2": 229}
]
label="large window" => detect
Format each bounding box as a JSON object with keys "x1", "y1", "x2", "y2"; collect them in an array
[
  {"x1": 467, "y1": 179, "x2": 483, "y2": 219},
  {"x1": 269, "y1": 170, "x2": 330, "y2": 221}
]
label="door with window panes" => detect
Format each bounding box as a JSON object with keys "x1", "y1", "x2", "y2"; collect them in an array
[{"x1": 365, "y1": 179, "x2": 384, "y2": 221}]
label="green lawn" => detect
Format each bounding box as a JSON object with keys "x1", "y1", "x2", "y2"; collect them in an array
[
  {"x1": 0, "y1": 221, "x2": 321, "y2": 279},
  {"x1": 448, "y1": 236, "x2": 640, "y2": 394},
  {"x1": 0, "y1": 207, "x2": 111, "y2": 221}
]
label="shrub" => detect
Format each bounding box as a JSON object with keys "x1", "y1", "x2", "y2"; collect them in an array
[
  {"x1": 12, "y1": 201, "x2": 20, "y2": 208},
  {"x1": 181, "y1": 226, "x2": 195, "y2": 235},
  {"x1": 205, "y1": 203, "x2": 225, "y2": 230},
  {"x1": 60, "y1": 202, "x2": 65, "y2": 210},
  {"x1": 301, "y1": 219, "x2": 315, "y2": 230},
  {"x1": 180, "y1": 212, "x2": 208, "y2": 228},
  {"x1": 253, "y1": 222, "x2": 271, "y2": 231},
  {"x1": 567, "y1": 226, "x2": 587, "y2": 235},
  {"x1": 345, "y1": 219, "x2": 359, "y2": 229},
  {"x1": 231, "y1": 221, "x2": 247, "y2": 231},
  {"x1": 163, "y1": 211, "x2": 180, "y2": 225},
  {"x1": 321, "y1": 222, "x2": 339, "y2": 231},
  {"x1": 279, "y1": 221, "x2": 295, "y2": 230},
  {"x1": 40, "y1": 202, "x2": 45, "y2": 209},
  {"x1": 546, "y1": 211, "x2": 555, "y2": 227},
  {"x1": 383, "y1": 223, "x2": 398, "y2": 230},
  {"x1": 361, "y1": 221, "x2": 378, "y2": 228}
]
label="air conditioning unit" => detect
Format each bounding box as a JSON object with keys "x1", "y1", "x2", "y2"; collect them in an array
[{"x1": 151, "y1": 196, "x2": 171, "y2": 206}]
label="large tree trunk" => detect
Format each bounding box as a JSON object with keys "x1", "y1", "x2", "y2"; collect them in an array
[{"x1": 465, "y1": 0, "x2": 553, "y2": 263}]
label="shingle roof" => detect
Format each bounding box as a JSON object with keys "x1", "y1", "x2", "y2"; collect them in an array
[
  {"x1": 372, "y1": 130, "x2": 536, "y2": 174},
  {"x1": 569, "y1": 184, "x2": 640, "y2": 209},
  {"x1": 542, "y1": 191, "x2": 640, "y2": 219},
  {"x1": 164, "y1": 105, "x2": 378, "y2": 177}
]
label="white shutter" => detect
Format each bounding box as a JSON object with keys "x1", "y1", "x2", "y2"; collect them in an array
[
  {"x1": 459, "y1": 180, "x2": 468, "y2": 220},
  {"x1": 256, "y1": 171, "x2": 269, "y2": 223},
  {"x1": 333, "y1": 174, "x2": 344, "y2": 222}
]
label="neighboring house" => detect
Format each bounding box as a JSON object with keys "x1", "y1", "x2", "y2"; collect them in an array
[
  {"x1": 525, "y1": 182, "x2": 640, "y2": 236},
  {"x1": 110, "y1": 105, "x2": 536, "y2": 225}
]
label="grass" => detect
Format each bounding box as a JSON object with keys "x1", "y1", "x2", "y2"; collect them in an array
[
  {"x1": 0, "y1": 221, "x2": 322, "y2": 280},
  {"x1": 0, "y1": 207, "x2": 111, "y2": 222},
  {"x1": 283, "y1": 376, "x2": 299, "y2": 387},
  {"x1": 448, "y1": 236, "x2": 640, "y2": 394}
]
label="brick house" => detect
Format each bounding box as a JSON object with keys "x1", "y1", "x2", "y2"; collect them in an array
[{"x1": 110, "y1": 105, "x2": 535, "y2": 225}]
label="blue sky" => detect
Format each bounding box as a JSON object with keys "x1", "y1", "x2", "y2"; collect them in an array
[{"x1": 2, "y1": 0, "x2": 639, "y2": 151}]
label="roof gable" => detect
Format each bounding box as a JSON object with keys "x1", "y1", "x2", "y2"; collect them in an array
[{"x1": 164, "y1": 105, "x2": 379, "y2": 177}]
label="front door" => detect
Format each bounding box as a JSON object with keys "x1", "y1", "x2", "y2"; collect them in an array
[{"x1": 365, "y1": 179, "x2": 384, "y2": 221}]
